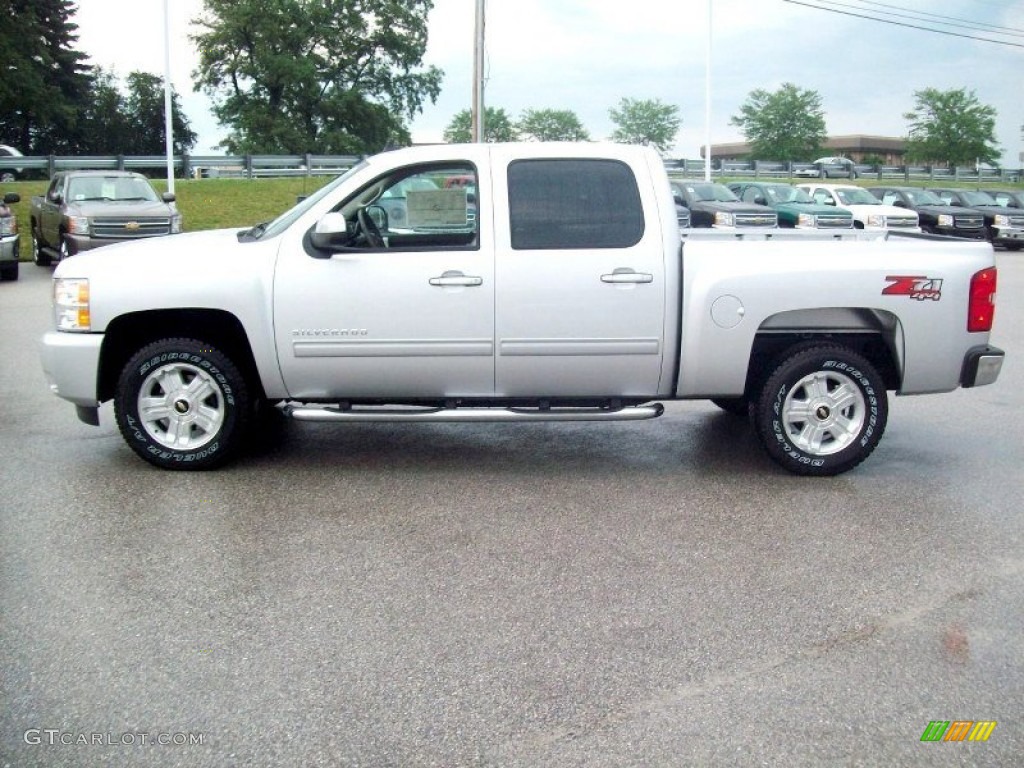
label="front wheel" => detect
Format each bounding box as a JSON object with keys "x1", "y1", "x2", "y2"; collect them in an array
[
  {"x1": 753, "y1": 344, "x2": 887, "y2": 476},
  {"x1": 32, "y1": 228, "x2": 51, "y2": 267},
  {"x1": 114, "y1": 338, "x2": 252, "y2": 470}
]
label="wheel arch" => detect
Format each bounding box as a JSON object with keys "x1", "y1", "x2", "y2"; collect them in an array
[
  {"x1": 741, "y1": 307, "x2": 903, "y2": 399},
  {"x1": 98, "y1": 309, "x2": 265, "y2": 404}
]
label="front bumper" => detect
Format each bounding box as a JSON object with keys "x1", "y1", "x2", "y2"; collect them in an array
[
  {"x1": 930, "y1": 226, "x2": 986, "y2": 240},
  {"x1": 990, "y1": 227, "x2": 1024, "y2": 247},
  {"x1": 39, "y1": 330, "x2": 104, "y2": 412},
  {"x1": 961, "y1": 345, "x2": 1004, "y2": 388}
]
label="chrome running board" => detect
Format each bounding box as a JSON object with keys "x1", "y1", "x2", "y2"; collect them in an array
[{"x1": 281, "y1": 403, "x2": 664, "y2": 423}]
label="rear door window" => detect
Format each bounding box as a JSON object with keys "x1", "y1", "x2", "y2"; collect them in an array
[{"x1": 507, "y1": 159, "x2": 644, "y2": 250}]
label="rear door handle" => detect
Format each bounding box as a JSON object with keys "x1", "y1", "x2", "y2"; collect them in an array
[
  {"x1": 429, "y1": 270, "x2": 483, "y2": 287},
  {"x1": 601, "y1": 269, "x2": 653, "y2": 284}
]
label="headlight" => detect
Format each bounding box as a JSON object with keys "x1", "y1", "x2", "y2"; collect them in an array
[
  {"x1": 867, "y1": 214, "x2": 886, "y2": 228},
  {"x1": 54, "y1": 278, "x2": 91, "y2": 331},
  {"x1": 170, "y1": 213, "x2": 183, "y2": 234},
  {"x1": 64, "y1": 215, "x2": 90, "y2": 235},
  {"x1": 0, "y1": 216, "x2": 15, "y2": 236},
  {"x1": 994, "y1": 215, "x2": 1010, "y2": 227},
  {"x1": 797, "y1": 213, "x2": 815, "y2": 228},
  {"x1": 714, "y1": 211, "x2": 735, "y2": 227},
  {"x1": 937, "y1": 214, "x2": 953, "y2": 227}
]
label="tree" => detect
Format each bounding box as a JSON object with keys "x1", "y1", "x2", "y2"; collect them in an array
[
  {"x1": 191, "y1": 0, "x2": 442, "y2": 155},
  {"x1": 729, "y1": 83, "x2": 827, "y2": 161},
  {"x1": 76, "y1": 68, "x2": 133, "y2": 155},
  {"x1": 0, "y1": 0, "x2": 92, "y2": 153},
  {"x1": 608, "y1": 98, "x2": 680, "y2": 155},
  {"x1": 443, "y1": 107, "x2": 517, "y2": 143},
  {"x1": 517, "y1": 109, "x2": 590, "y2": 142},
  {"x1": 904, "y1": 88, "x2": 1000, "y2": 167},
  {"x1": 123, "y1": 72, "x2": 197, "y2": 155},
  {"x1": 75, "y1": 69, "x2": 197, "y2": 156}
]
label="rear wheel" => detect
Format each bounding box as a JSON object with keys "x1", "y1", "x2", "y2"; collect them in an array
[
  {"x1": 753, "y1": 344, "x2": 887, "y2": 476},
  {"x1": 114, "y1": 338, "x2": 252, "y2": 470}
]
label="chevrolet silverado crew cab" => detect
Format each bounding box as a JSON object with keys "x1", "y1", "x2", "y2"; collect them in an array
[
  {"x1": 728, "y1": 182, "x2": 853, "y2": 230},
  {"x1": 39, "y1": 143, "x2": 1004, "y2": 476},
  {"x1": 798, "y1": 183, "x2": 921, "y2": 233},
  {"x1": 30, "y1": 170, "x2": 182, "y2": 266},
  {"x1": 927, "y1": 187, "x2": 1024, "y2": 251},
  {"x1": 868, "y1": 186, "x2": 985, "y2": 240}
]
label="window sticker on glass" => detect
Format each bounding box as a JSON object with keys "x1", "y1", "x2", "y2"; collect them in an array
[{"x1": 407, "y1": 189, "x2": 468, "y2": 228}]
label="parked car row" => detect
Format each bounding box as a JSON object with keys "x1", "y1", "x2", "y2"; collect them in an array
[{"x1": 669, "y1": 178, "x2": 1024, "y2": 249}]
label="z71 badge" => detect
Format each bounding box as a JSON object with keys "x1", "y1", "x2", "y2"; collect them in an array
[{"x1": 883, "y1": 275, "x2": 943, "y2": 301}]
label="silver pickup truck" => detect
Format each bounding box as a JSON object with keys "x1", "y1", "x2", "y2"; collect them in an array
[{"x1": 39, "y1": 143, "x2": 1004, "y2": 475}]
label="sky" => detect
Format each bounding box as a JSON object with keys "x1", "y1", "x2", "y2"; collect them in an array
[{"x1": 71, "y1": 0, "x2": 1024, "y2": 165}]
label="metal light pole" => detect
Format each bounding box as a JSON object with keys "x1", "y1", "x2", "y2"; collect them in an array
[
  {"x1": 471, "y1": 0, "x2": 486, "y2": 142},
  {"x1": 163, "y1": 0, "x2": 175, "y2": 193},
  {"x1": 704, "y1": 0, "x2": 712, "y2": 181}
]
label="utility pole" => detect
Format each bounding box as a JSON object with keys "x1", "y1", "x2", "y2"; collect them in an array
[
  {"x1": 162, "y1": 0, "x2": 175, "y2": 193},
  {"x1": 704, "y1": 0, "x2": 712, "y2": 181},
  {"x1": 471, "y1": 0, "x2": 486, "y2": 142}
]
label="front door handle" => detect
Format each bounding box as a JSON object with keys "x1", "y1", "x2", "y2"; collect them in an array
[
  {"x1": 601, "y1": 269, "x2": 653, "y2": 284},
  {"x1": 429, "y1": 270, "x2": 483, "y2": 287}
]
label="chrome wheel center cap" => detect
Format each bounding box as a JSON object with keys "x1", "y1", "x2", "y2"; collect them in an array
[
  {"x1": 173, "y1": 399, "x2": 191, "y2": 415},
  {"x1": 815, "y1": 404, "x2": 831, "y2": 420}
]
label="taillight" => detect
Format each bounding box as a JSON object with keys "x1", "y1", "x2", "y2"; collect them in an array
[{"x1": 968, "y1": 267, "x2": 997, "y2": 332}]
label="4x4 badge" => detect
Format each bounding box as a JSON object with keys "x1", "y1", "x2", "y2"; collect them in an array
[{"x1": 883, "y1": 275, "x2": 943, "y2": 301}]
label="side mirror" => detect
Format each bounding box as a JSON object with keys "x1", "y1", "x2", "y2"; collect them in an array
[
  {"x1": 753, "y1": 196, "x2": 767, "y2": 206},
  {"x1": 3, "y1": 192, "x2": 19, "y2": 205},
  {"x1": 310, "y1": 212, "x2": 351, "y2": 250},
  {"x1": 891, "y1": 200, "x2": 907, "y2": 208},
  {"x1": 49, "y1": 192, "x2": 62, "y2": 204},
  {"x1": 161, "y1": 192, "x2": 176, "y2": 203},
  {"x1": 673, "y1": 192, "x2": 686, "y2": 207}
]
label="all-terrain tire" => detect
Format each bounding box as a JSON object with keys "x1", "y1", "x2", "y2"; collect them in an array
[
  {"x1": 114, "y1": 338, "x2": 252, "y2": 470},
  {"x1": 753, "y1": 343, "x2": 888, "y2": 476}
]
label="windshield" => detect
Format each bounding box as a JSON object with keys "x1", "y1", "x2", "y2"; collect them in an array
[
  {"x1": 764, "y1": 185, "x2": 812, "y2": 204},
  {"x1": 257, "y1": 161, "x2": 369, "y2": 239},
  {"x1": 685, "y1": 183, "x2": 739, "y2": 203},
  {"x1": 67, "y1": 176, "x2": 160, "y2": 202},
  {"x1": 903, "y1": 189, "x2": 943, "y2": 205},
  {"x1": 835, "y1": 187, "x2": 880, "y2": 205},
  {"x1": 959, "y1": 190, "x2": 997, "y2": 206}
]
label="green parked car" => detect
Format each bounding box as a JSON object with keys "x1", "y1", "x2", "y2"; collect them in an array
[{"x1": 728, "y1": 182, "x2": 854, "y2": 229}]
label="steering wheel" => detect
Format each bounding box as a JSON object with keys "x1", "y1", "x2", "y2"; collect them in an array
[{"x1": 357, "y1": 207, "x2": 385, "y2": 248}]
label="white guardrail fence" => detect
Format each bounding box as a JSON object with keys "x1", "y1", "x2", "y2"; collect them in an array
[{"x1": 0, "y1": 153, "x2": 1019, "y2": 184}]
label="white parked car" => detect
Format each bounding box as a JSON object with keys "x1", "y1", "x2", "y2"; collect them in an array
[
  {"x1": 0, "y1": 144, "x2": 24, "y2": 182},
  {"x1": 797, "y1": 183, "x2": 921, "y2": 232},
  {"x1": 794, "y1": 157, "x2": 859, "y2": 179}
]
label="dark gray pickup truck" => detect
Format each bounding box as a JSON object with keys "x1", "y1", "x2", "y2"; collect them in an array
[{"x1": 30, "y1": 171, "x2": 182, "y2": 266}]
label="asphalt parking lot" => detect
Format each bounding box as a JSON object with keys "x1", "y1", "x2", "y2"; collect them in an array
[{"x1": 2, "y1": 255, "x2": 1022, "y2": 767}]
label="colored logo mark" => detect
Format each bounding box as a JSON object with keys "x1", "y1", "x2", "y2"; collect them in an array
[{"x1": 920, "y1": 721, "x2": 997, "y2": 742}]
